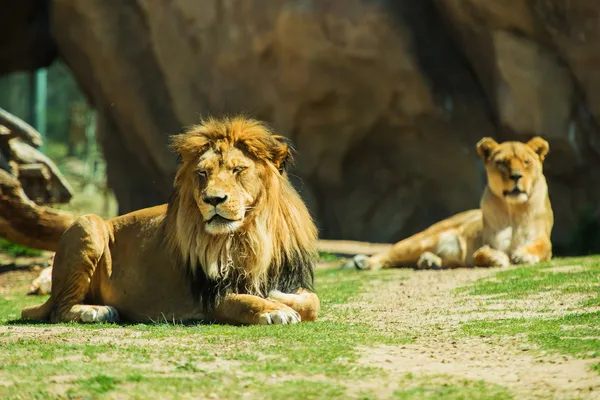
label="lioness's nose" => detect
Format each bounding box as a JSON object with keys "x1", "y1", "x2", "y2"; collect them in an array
[
  {"x1": 203, "y1": 194, "x2": 228, "y2": 206},
  {"x1": 509, "y1": 173, "x2": 523, "y2": 182}
]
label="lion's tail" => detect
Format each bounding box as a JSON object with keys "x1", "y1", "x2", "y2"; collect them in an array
[{"x1": 21, "y1": 296, "x2": 54, "y2": 321}]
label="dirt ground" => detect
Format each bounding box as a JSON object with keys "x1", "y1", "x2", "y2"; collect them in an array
[
  {"x1": 1, "y1": 253, "x2": 599, "y2": 399},
  {"x1": 354, "y1": 267, "x2": 600, "y2": 399}
]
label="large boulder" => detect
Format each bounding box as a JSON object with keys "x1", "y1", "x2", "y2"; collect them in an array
[
  {"x1": 46, "y1": 0, "x2": 600, "y2": 251},
  {"x1": 0, "y1": 0, "x2": 56, "y2": 74}
]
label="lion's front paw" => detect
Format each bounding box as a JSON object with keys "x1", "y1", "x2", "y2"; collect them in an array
[
  {"x1": 417, "y1": 252, "x2": 443, "y2": 269},
  {"x1": 510, "y1": 250, "x2": 540, "y2": 265},
  {"x1": 258, "y1": 304, "x2": 301, "y2": 325},
  {"x1": 80, "y1": 306, "x2": 119, "y2": 323}
]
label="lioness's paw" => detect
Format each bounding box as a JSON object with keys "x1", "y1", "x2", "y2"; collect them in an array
[
  {"x1": 473, "y1": 246, "x2": 510, "y2": 268},
  {"x1": 510, "y1": 250, "x2": 540, "y2": 265},
  {"x1": 258, "y1": 306, "x2": 301, "y2": 325},
  {"x1": 342, "y1": 254, "x2": 368, "y2": 270},
  {"x1": 347, "y1": 254, "x2": 382, "y2": 270},
  {"x1": 80, "y1": 306, "x2": 119, "y2": 323},
  {"x1": 417, "y1": 252, "x2": 443, "y2": 269}
]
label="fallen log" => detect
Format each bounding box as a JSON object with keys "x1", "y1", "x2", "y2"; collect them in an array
[
  {"x1": 0, "y1": 106, "x2": 42, "y2": 147},
  {"x1": 0, "y1": 168, "x2": 76, "y2": 251},
  {"x1": 317, "y1": 239, "x2": 392, "y2": 257}
]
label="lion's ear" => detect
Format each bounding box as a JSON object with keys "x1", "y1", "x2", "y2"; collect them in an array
[
  {"x1": 169, "y1": 130, "x2": 209, "y2": 161},
  {"x1": 527, "y1": 136, "x2": 549, "y2": 162},
  {"x1": 476, "y1": 137, "x2": 499, "y2": 161},
  {"x1": 271, "y1": 135, "x2": 294, "y2": 174}
]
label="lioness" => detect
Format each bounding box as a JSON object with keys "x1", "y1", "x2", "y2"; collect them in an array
[
  {"x1": 351, "y1": 137, "x2": 553, "y2": 270},
  {"x1": 22, "y1": 116, "x2": 320, "y2": 325}
]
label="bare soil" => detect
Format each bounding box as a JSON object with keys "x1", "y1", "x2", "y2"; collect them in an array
[{"x1": 354, "y1": 267, "x2": 600, "y2": 399}]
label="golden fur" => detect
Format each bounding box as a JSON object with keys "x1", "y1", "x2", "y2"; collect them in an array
[
  {"x1": 22, "y1": 116, "x2": 320, "y2": 325},
  {"x1": 352, "y1": 137, "x2": 554, "y2": 270}
]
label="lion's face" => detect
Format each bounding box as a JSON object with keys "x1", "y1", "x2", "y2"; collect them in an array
[
  {"x1": 476, "y1": 137, "x2": 549, "y2": 204},
  {"x1": 170, "y1": 117, "x2": 292, "y2": 236},
  {"x1": 193, "y1": 145, "x2": 264, "y2": 234}
]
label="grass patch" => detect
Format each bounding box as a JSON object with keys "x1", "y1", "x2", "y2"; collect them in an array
[
  {"x1": 318, "y1": 251, "x2": 340, "y2": 262},
  {"x1": 460, "y1": 257, "x2": 600, "y2": 373},
  {"x1": 0, "y1": 238, "x2": 42, "y2": 257},
  {"x1": 462, "y1": 312, "x2": 600, "y2": 359},
  {"x1": 457, "y1": 257, "x2": 600, "y2": 301},
  {"x1": 71, "y1": 374, "x2": 120, "y2": 397},
  {"x1": 392, "y1": 376, "x2": 513, "y2": 400},
  {"x1": 0, "y1": 264, "x2": 409, "y2": 399}
]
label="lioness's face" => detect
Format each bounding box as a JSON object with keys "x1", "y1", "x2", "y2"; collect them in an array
[
  {"x1": 477, "y1": 137, "x2": 549, "y2": 204},
  {"x1": 194, "y1": 146, "x2": 264, "y2": 234}
]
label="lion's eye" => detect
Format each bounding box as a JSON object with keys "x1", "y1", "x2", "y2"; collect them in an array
[
  {"x1": 197, "y1": 170, "x2": 208, "y2": 179},
  {"x1": 523, "y1": 159, "x2": 530, "y2": 167},
  {"x1": 232, "y1": 166, "x2": 247, "y2": 174},
  {"x1": 495, "y1": 160, "x2": 507, "y2": 168}
]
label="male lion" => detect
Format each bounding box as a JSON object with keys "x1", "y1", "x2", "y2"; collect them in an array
[
  {"x1": 350, "y1": 137, "x2": 553, "y2": 270},
  {"x1": 22, "y1": 116, "x2": 320, "y2": 325}
]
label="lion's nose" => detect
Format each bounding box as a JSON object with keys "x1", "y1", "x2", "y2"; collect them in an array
[
  {"x1": 203, "y1": 194, "x2": 228, "y2": 206},
  {"x1": 509, "y1": 173, "x2": 523, "y2": 182}
]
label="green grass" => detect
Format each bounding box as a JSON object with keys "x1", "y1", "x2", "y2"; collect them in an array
[
  {"x1": 6, "y1": 254, "x2": 597, "y2": 398},
  {"x1": 462, "y1": 312, "x2": 600, "y2": 359},
  {"x1": 392, "y1": 377, "x2": 513, "y2": 400},
  {"x1": 459, "y1": 257, "x2": 600, "y2": 372},
  {"x1": 0, "y1": 266, "x2": 411, "y2": 399},
  {"x1": 0, "y1": 238, "x2": 42, "y2": 257},
  {"x1": 318, "y1": 252, "x2": 341, "y2": 262},
  {"x1": 458, "y1": 256, "x2": 600, "y2": 301}
]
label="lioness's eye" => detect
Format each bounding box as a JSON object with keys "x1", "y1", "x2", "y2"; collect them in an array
[
  {"x1": 232, "y1": 166, "x2": 247, "y2": 174},
  {"x1": 197, "y1": 170, "x2": 208, "y2": 179},
  {"x1": 495, "y1": 160, "x2": 507, "y2": 168},
  {"x1": 523, "y1": 159, "x2": 530, "y2": 167}
]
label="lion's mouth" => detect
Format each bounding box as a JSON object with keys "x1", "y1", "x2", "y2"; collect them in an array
[
  {"x1": 206, "y1": 215, "x2": 241, "y2": 225},
  {"x1": 503, "y1": 188, "x2": 525, "y2": 197}
]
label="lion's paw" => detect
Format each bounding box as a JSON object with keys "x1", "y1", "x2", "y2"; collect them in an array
[
  {"x1": 510, "y1": 250, "x2": 540, "y2": 265},
  {"x1": 80, "y1": 306, "x2": 119, "y2": 323},
  {"x1": 258, "y1": 305, "x2": 301, "y2": 325},
  {"x1": 417, "y1": 252, "x2": 443, "y2": 269}
]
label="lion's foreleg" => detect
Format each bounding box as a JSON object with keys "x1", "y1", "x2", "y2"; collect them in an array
[
  {"x1": 267, "y1": 288, "x2": 320, "y2": 321},
  {"x1": 510, "y1": 237, "x2": 552, "y2": 265},
  {"x1": 213, "y1": 294, "x2": 301, "y2": 325},
  {"x1": 50, "y1": 215, "x2": 118, "y2": 324}
]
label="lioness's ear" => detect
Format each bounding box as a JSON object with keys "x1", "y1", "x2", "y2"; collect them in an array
[
  {"x1": 476, "y1": 137, "x2": 499, "y2": 161},
  {"x1": 270, "y1": 135, "x2": 294, "y2": 174},
  {"x1": 527, "y1": 136, "x2": 549, "y2": 162}
]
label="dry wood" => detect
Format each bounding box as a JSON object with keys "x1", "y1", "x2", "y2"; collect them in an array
[
  {"x1": 8, "y1": 139, "x2": 73, "y2": 203},
  {"x1": 0, "y1": 169, "x2": 76, "y2": 251},
  {"x1": 317, "y1": 239, "x2": 392, "y2": 256},
  {"x1": 0, "y1": 106, "x2": 42, "y2": 147}
]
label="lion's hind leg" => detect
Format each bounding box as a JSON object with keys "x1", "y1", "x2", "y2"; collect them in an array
[
  {"x1": 47, "y1": 215, "x2": 118, "y2": 324},
  {"x1": 267, "y1": 288, "x2": 320, "y2": 322}
]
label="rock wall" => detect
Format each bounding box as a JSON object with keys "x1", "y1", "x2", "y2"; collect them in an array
[{"x1": 48, "y1": 0, "x2": 600, "y2": 252}]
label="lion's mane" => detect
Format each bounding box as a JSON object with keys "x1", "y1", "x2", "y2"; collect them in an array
[{"x1": 164, "y1": 116, "x2": 318, "y2": 309}]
